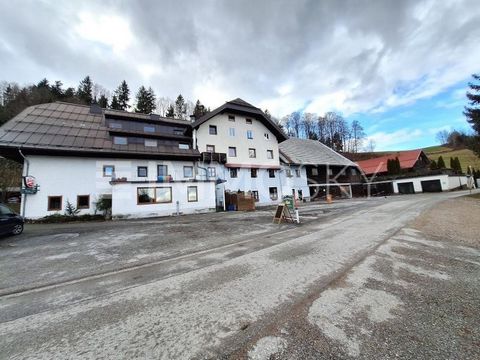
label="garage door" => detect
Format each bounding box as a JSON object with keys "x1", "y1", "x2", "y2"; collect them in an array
[
  {"x1": 421, "y1": 179, "x2": 442, "y2": 192},
  {"x1": 397, "y1": 182, "x2": 415, "y2": 194}
]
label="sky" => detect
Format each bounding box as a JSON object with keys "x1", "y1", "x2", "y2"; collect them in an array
[{"x1": 0, "y1": 0, "x2": 479, "y2": 151}]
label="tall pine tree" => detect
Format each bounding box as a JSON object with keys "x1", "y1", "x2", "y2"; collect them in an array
[
  {"x1": 115, "y1": 80, "x2": 130, "y2": 111},
  {"x1": 174, "y1": 94, "x2": 186, "y2": 119},
  {"x1": 165, "y1": 104, "x2": 175, "y2": 117},
  {"x1": 464, "y1": 74, "x2": 480, "y2": 157},
  {"x1": 77, "y1": 76, "x2": 93, "y2": 104},
  {"x1": 134, "y1": 86, "x2": 156, "y2": 114},
  {"x1": 110, "y1": 95, "x2": 121, "y2": 110}
]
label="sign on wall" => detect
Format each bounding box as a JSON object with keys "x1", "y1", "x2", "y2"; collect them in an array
[{"x1": 21, "y1": 175, "x2": 39, "y2": 194}]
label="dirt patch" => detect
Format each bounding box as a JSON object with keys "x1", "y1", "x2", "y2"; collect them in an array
[{"x1": 410, "y1": 196, "x2": 480, "y2": 248}]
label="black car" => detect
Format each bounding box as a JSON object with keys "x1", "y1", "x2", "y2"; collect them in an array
[{"x1": 0, "y1": 203, "x2": 24, "y2": 236}]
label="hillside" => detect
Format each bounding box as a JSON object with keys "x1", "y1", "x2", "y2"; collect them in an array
[{"x1": 423, "y1": 145, "x2": 480, "y2": 172}]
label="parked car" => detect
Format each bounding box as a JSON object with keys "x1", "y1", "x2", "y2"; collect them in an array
[
  {"x1": 7, "y1": 197, "x2": 20, "y2": 204},
  {"x1": 0, "y1": 203, "x2": 24, "y2": 236}
]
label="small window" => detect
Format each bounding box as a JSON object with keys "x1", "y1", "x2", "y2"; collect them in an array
[
  {"x1": 228, "y1": 147, "x2": 237, "y2": 157},
  {"x1": 157, "y1": 165, "x2": 168, "y2": 177},
  {"x1": 267, "y1": 150, "x2": 274, "y2": 159},
  {"x1": 269, "y1": 187, "x2": 278, "y2": 200},
  {"x1": 252, "y1": 190, "x2": 259, "y2": 201},
  {"x1": 327, "y1": 168, "x2": 333, "y2": 176},
  {"x1": 209, "y1": 125, "x2": 217, "y2": 135},
  {"x1": 295, "y1": 169, "x2": 301, "y2": 177},
  {"x1": 251, "y1": 168, "x2": 258, "y2": 178},
  {"x1": 179, "y1": 143, "x2": 190, "y2": 149},
  {"x1": 145, "y1": 139, "x2": 157, "y2": 147},
  {"x1": 184, "y1": 166, "x2": 194, "y2": 178},
  {"x1": 144, "y1": 125, "x2": 155, "y2": 133},
  {"x1": 156, "y1": 187, "x2": 172, "y2": 203},
  {"x1": 48, "y1": 196, "x2": 62, "y2": 211},
  {"x1": 298, "y1": 189, "x2": 303, "y2": 200},
  {"x1": 206, "y1": 144, "x2": 215, "y2": 153},
  {"x1": 264, "y1": 133, "x2": 270, "y2": 140},
  {"x1": 109, "y1": 122, "x2": 122, "y2": 129},
  {"x1": 228, "y1": 115, "x2": 235, "y2": 121},
  {"x1": 173, "y1": 129, "x2": 184, "y2": 135},
  {"x1": 230, "y1": 168, "x2": 238, "y2": 178},
  {"x1": 229, "y1": 128, "x2": 236, "y2": 137},
  {"x1": 351, "y1": 168, "x2": 357, "y2": 176},
  {"x1": 113, "y1": 136, "x2": 127, "y2": 145},
  {"x1": 286, "y1": 169, "x2": 292, "y2": 177},
  {"x1": 103, "y1": 165, "x2": 115, "y2": 177},
  {"x1": 249, "y1": 148, "x2": 256, "y2": 158},
  {"x1": 269, "y1": 169, "x2": 275, "y2": 178},
  {"x1": 208, "y1": 167, "x2": 216, "y2": 178},
  {"x1": 77, "y1": 195, "x2": 90, "y2": 209},
  {"x1": 187, "y1": 186, "x2": 198, "y2": 202},
  {"x1": 137, "y1": 187, "x2": 156, "y2": 204},
  {"x1": 246, "y1": 118, "x2": 253, "y2": 124},
  {"x1": 138, "y1": 166, "x2": 148, "y2": 177},
  {"x1": 311, "y1": 167, "x2": 318, "y2": 176},
  {"x1": 247, "y1": 130, "x2": 253, "y2": 139}
]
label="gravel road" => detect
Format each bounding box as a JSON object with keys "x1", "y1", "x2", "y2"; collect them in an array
[{"x1": 0, "y1": 191, "x2": 478, "y2": 359}]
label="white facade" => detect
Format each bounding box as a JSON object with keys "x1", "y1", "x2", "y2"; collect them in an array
[
  {"x1": 22, "y1": 155, "x2": 216, "y2": 219},
  {"x1": 392, "y1": 174, "x2": 469, "y2": 194}
]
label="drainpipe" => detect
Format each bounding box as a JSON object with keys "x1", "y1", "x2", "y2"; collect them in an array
[{"x1": 18, "y1": 148, "x2": 28, "y2": 217}]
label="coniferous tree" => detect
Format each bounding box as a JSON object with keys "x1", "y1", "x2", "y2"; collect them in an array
[
  {"x1": 437, "y1": 156, "x2": 446, "y2": 169},
  {"x1": 395, "y1": 157, "x2": 401, "y2": 173},
  {"x1": 76, "y1": 76, "x2": 93, "y2": 104},
  {"x1": 430, "y1": 160, "x2": 438, "y2": 170},
  {"x1": 134, "y1": 86, "x2": 156, "y2": 114},
  {"x1": 165, "y1": 104, "x2": 175, "y2": 117},
  {"x1": 115, "y1": 80, "x2": 130, "y2": 111},
  {"x1": 174, "y1": 94, "x2": 186, "y2": 119},
  {"x1": 464, "y1": 74, "x2": 480, "y2": 157},
  {"x1": 110, "y1": 95, "x2": 121, "y2": 110},
  {"x1": 98, "y1": 95, "x2": 109, "y2": 108},
  {"x1": 193, "y1": 100, "x2": 207, "y2": 119}
]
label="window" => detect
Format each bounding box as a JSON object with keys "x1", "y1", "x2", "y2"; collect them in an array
[
  {"x1": 113, "y1": 136, "x2": 127, "y2": 145},
  {"x1": 249, "y1": 148, "x2": 256, "y2": 158},
  {"x1": 144, "y1": 125, "x2": 155, "y2": 133},
  {"x1": 145, "y1": 139, "x2": 157, "y2": 147},
  {"x1": 156, "y1": 187, "x2": 172, "y2": 203},
  {"x1": 184, "y1": 166, "x2": 194, "y2": 178},
  {"x1": 209, "y1": 125, "x2": 217, "y2": 135},
  {"x1": 173, "y1": 129, "x2": 184, "y2": 135},
  {"x1": 48, "y1": 196, "x2": 62, "y2": 211},
  {"x1": 264, "y1": 133, "x2": 270, "y2": 140},
  {"x1": 295, "y1": 169, "x2": 301, "y2": 177},
  {"x1": 228, "y1": 147, "x2": 237, "y2": 157},
  {"x1": 230, "y1": 168, "x2": 238, "y2": 178},
  {"x1": 267, "y1": 150, "x2": 274, "y2": 159},
  {"x1": 77, "y1": 195, "x2": 90, "y2": 209},
  {"x1": 179, "y1": 143, "x2": 190, "y2": 149},
  {"x1": 109, "y1": 122, "x2": 122, "y2": 129},
  {"x1": 269, "y1": 187, "x2": 278, "y2": 200},
  {"x1": 157, "y1": 165, "x2": 168, "y2": 177},
  {"x1": 251, "y1": 168, "x2": 258, "y2": 178},
  {"x1": 247, "y1": 130, "x2": 253, "y2": 139},
  {"x1": 351, "y1": 168, "x2": 357, "y2": 176},
  {"x1": 327, "y1": 168, "x2": 333, "y2": 176},
  {"x1": 252, "y1": 190, "x2": 259, "y2": 201},
  {"x1": 138, "y1": 166, "x2": 148, "y2": 177},
  {"x1": 286, "y1": 169, "x2": 292, "y2": 177},
  {"x1": 246, "y1": 118, "x2": 253, "y2": 124},
  {"x1": 137, "y1": 187, "x2": 172, "y2": 204},
  {"x1": 298, "y1": 189, "x2": 303, "y2": 200},
  {"x1": 229, "y1": 128, "x2": 236, "y2": 136},
  {"x1": 228, "y1": 115, "x2": 235, "y2": 122},
  {"x1": 187, "y1": 186, "x2": 198, "y2": 202},
  {"x1": 103, "y1": 165, "x2": 115, "y2": 177},
  {"x1": 206, "y1": 144, "x2": 215, "y2": 153},
  {"x1": 208, "y1": 167, "x2": 216, "y2": 178},
  {"x1": 269, "y1": 169, "x2": 275, "y2": 178},
  {"x1": 311, "y1": 167, "x2": 318, "y2": 176}
]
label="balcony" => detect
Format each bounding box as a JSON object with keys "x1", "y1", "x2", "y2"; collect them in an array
[{"x1": 201, "y1": 152, "x2": 227, "y2": 164}]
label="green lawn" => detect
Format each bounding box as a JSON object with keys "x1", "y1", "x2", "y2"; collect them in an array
[{"x1": 423, "y1": 146, "x2": 480, "y2": 173}]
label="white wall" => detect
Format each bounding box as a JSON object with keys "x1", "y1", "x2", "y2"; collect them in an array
[
  {"x1": 196, "y1": 113, "x2": 280, "y2": 167},
  {"x1": 281, "y1": 165, "x2": 310, "y2": 201},
  {"x1": 392, "y1": 174, "x2": 461, "y2": 193},
  {"x1": 111, "y1": 181, "x2": 216, "y2": 218},
  {"x1": 448, "y1": 175, "x2": 468, "y2": 190},
  {"x1": 22, "y1": 155, "x2": 213, "y2": 219}
]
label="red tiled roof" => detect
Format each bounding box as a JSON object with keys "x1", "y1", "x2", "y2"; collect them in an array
[{"x1": 356, "y1": 149, "x2": 424, "y2": 175}]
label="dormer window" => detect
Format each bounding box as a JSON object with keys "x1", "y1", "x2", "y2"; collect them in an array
[
  {"x1": 246, "y1": 118, "x2": 252, "y2": 124},
  {"x1": 173, "y1": 129, "x2": 184, "y2": 135},
  {"x1": 144, "y1": 125, "x2": 155, "y2": 133},
  {"x1": 179, "y1": 143, "x2": 190, "y2": 150},
  {"x1": 228, "y1": 115, "x2": 235, "y2": 122},
  {"x1": 145, "y1": 139, "x2": 157, "y2": 147},
  {"x1": 109, "y1": 122, "x2": 122, "y2": 129},
  {"x1": 113, "y1": 136, "x2": 127, "y2": 145}
]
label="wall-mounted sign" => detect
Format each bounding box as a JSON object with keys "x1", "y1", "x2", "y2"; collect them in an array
[{"x1": 24, "y1": 176, "x2": 36, "y2": 189}]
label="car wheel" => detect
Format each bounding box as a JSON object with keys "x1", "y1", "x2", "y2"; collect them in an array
[{"x1": 12, "y1": 224, "x2": 23, "y2": 235}]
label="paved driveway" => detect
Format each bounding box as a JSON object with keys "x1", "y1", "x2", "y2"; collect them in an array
[{"x1": 0, "y1": 191, "x2": 479, "y2": 359}]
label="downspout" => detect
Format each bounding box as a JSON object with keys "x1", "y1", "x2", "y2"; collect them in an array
[{"x1": 18, "y1": 148, "x2": 28, "y2": 217}]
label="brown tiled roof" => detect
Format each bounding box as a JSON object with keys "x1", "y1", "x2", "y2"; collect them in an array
[{"x1": 0, "y1": 102, "x2": 199, "y2": 160}]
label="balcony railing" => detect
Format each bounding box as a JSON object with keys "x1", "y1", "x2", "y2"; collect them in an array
[{"x1": 201, "y1": 152, "x2": 227, "y2": 164}]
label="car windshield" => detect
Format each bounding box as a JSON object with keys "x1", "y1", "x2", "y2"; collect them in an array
[{"x1": 0, "y1": 205, "x2": 14, "y2": 215}]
